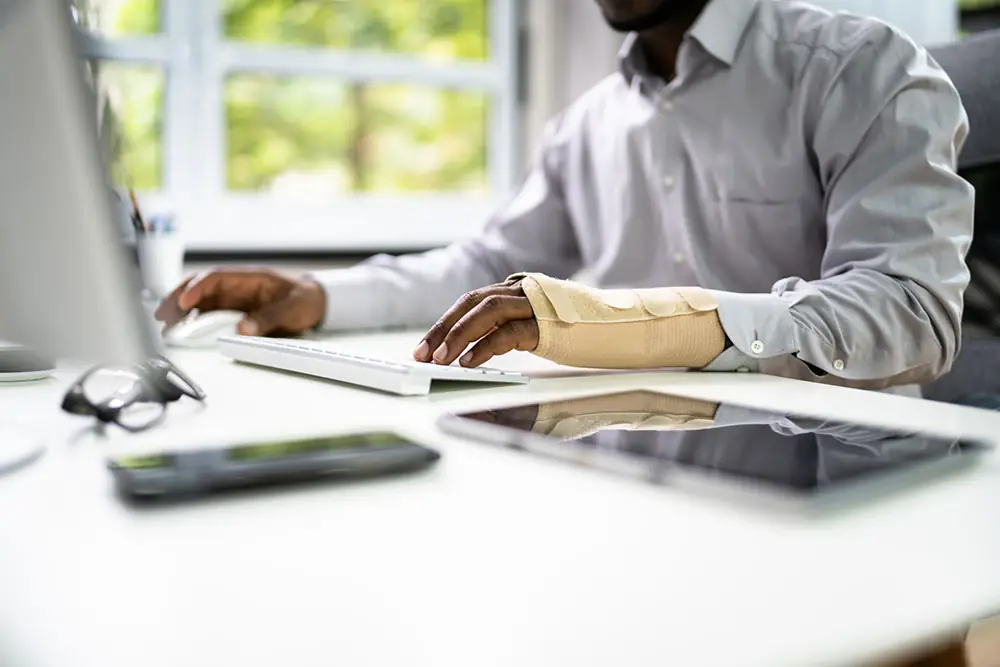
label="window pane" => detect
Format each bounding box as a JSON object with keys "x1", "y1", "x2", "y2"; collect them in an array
[
  {"x1": 90, "y1": 62, "x2": 164, "y2": 190},
  {"x1": 363, "y1": 85, "x2": 488, "y2": 192},
  {"x1": 223, "y1": 0, "x2": 489, "y2": 61},
  {"x1": 225, "y1": 75, "x2": 488, "y2": 196},
  {"x1": 74, "y1": 0, "x2": 161, "y2": 37}
]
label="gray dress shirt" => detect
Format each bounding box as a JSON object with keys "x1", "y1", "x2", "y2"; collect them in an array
[{"x1": 314, "y1": 0, "x2": 974, "y2": 388}]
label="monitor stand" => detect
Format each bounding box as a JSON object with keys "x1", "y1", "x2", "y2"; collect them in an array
[{"x1": 0, "y1": 429, "x2": 44, "y2": 478}]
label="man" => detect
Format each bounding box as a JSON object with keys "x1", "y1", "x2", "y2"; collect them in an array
[{"x1": 157, "y1": 0, "x2": 974, "y2": 391}]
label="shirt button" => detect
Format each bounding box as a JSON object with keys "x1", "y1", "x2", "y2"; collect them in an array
[
  {"x1": 833, "y1": 359, "x2": 845, "y2": 371},
  {"x1": 673, "y1": 251, "x2": 685, "y2": 264},
  {"x1": 663, "y1": 175, "x2": 675, "y2": 188},
  {"x1": 660, "y1": 99, "x2": 674, "y2": 112},
  {"x1": 750, "y1": 340, "x2": 764, "y2": 355}
]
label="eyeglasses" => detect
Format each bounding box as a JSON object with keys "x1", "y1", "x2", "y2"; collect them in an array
[{"x1": 61, "y1": 357, "x2": 206, "y2": 432}]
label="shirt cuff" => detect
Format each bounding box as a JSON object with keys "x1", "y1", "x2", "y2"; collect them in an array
[
  {"x1": 305, "y1": 268, "x2": 382, "y2": 332},
  {"x1": 703, "y1": 291, "x2": 799, "y2": 372}
]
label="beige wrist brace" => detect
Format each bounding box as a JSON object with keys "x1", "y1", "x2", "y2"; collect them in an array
[
  {"x1": 514, "y1": 273, "x2": 726, "y2": 369},
  {"x1": 533, "y1": 392, "x2": 719, "y2": 439}
]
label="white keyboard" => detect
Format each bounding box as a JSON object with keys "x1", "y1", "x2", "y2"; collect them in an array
[{"x1": 218, "y1": 335, "x2": 529, "y2": 396}]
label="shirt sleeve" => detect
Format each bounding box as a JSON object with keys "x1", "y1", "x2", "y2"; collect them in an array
[
  {"x1": 309, "y1": 116, "x2": 583, "y2": 331},
  {"x1": 703, "y1": 25, "x2": 974, "y2": 386}
]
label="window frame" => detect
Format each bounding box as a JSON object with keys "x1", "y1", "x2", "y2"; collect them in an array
[{"x1": 80, "y1": 0, "x2": 521, "y2": 252}]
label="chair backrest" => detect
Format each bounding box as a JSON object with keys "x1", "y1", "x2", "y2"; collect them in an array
[{"x1": 929, "y1": 30, "x2": 1000, "y2": 335}]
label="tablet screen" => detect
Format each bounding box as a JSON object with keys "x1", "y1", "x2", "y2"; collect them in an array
[{"x1": 444, "y1": 391, "x2": 990, "y2": 498}]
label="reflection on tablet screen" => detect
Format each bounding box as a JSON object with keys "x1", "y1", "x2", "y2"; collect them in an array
[{"x1": 446, "y1": 391, "x2": 990, "y2": 501}]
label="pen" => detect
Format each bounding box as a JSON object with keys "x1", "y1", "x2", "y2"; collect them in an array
[
  {"x1": 129, "y1": 211, "x2": 144, "y2": 235},
  {"x1": 147, "y1": 214, "x2": 175, "y2": 235},
  {"x1": 115, "y1": 189, "x2": 144, "y2": 234},
  {"x1": 128, "y1": 188, "x2": 148, "y2": 234}
]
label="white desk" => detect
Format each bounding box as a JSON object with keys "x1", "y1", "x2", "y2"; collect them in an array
[{"x1": 1, "y1": 331, "x2": 999, "y2": 667}]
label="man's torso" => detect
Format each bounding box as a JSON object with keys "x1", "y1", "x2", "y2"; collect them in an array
[{"x1": 555, "y1": 0, "x2": 909, "y2": 293}]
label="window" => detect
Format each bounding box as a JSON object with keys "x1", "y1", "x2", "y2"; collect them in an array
[{"x1": 76, "y1": 0, "x2": 520, "y2": 251}]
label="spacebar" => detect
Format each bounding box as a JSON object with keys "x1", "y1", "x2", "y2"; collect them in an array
[{"x1": 412, "y1": 362, "x2": 500, "y2": 378}]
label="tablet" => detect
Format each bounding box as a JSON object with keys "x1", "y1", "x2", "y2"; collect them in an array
[{"x1": 438, "y1": 391, "x2": 992, "y2": 511}]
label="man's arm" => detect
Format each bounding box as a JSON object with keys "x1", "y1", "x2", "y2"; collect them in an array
[
  {"x1": 311, "y1": 116, "x2": 583, "y2": 331},
  {"x1": 154, "y1": 114, "x2": 582, "y2": 337},
  {"x1": 705, "y1": 25, "x2": 974, "y2": 386},
  {"x1": 406, "y1": 25, "x2": 973, "y2": 383}
]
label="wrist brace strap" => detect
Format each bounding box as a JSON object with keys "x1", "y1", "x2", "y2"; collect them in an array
[{"x1": 514, "y1": 273, "x2": 726, "y2": 369}]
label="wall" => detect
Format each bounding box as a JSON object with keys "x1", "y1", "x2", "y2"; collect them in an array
[{"x1": 523, "y1": 0, "x2": 622, "y2": 160}]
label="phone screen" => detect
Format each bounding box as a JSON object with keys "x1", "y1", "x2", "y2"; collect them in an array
[{"x1": 108, "y1": 432, "x2": 439, "y2": 501}]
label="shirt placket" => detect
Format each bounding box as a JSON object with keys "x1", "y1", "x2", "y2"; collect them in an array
[{"x1": 653, "y1": 43, "x2": 702, "y2": 277}]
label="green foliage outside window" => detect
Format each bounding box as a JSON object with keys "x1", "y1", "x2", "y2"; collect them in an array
[
  {"x1": 87, "y1": 0, "x2": 491, "y2": 195},
  {"x1": 958, "y1": 0, "x2": 1000, "y2": 9}
]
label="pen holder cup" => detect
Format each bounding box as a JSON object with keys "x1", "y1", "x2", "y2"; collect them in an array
[{"x1": 137, "y1": 234, "x2": 184, "y2": 299}]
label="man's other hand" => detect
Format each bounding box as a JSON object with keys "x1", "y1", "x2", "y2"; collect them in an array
[
  {"x1": 413, "y1": 279, "x2": 539, "y2": 368},
  {"x1": 154, "y1": 268, "x2": 327, "y2": 337}
]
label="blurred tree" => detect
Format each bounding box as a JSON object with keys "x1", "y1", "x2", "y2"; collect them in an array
[
  {"x1": 958, "y1": 0, "x2": 1000, "y2": 8},
  {"x1": 89, "y1": 0, "x2": 490, "y2": 197},
  {"x1": 221, "y1": 0, "x2": 490, "y2": 195},
  {"x1": 78, "y1": 0, "x2": 159, "y2": 35},
  {"x1": 88, "y1": 62, "x2": 163, "y2": 191},
  {"x1": 76, "y1": 0, "x2": 162, "y2": 189}
]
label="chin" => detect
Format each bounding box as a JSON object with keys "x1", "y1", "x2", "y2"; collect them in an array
[
  {"x1": 596, "y1": 0, "x2": 683, "y2": 32},
  {"x1": 599, "y1": 0, "x2": 663, "y2": 17}
]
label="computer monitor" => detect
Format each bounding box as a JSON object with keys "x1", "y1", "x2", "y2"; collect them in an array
[{"x1": 0, "y1": 0, "x2": 156, "y2": 365}]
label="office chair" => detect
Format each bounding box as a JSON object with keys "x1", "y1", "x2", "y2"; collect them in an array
[{"x1": 921, "y1": 30, "x2": 1000, "y2": 406}]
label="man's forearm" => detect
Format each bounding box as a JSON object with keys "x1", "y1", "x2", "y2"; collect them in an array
[
  {"x1": 518, "y1": 274, "x2": 727, "y2": 369},
  {"x1": 311, "y1": 111, "x2": 584, "y2": 332},
  {"x1": 309, "y1": 241, "x2": 509, "y2": 331},
  {"x1": 703, "y1": 270, "x2": 964, "y2": 388}
]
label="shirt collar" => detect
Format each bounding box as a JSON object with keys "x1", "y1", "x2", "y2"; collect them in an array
[{"x1": 618, "y1": 0, "x2": 759, "y2": 82}]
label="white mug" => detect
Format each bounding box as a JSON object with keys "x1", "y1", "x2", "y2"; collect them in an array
[{"x1": 137, "y1": 233, "x2": 184, "y2": 299}]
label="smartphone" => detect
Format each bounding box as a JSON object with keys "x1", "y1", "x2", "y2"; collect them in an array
[{"x1": 108, "y1": 432, "x2": 440, "y2": 502}]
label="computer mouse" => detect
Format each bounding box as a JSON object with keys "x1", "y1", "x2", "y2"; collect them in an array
[
  {"x1": 0, "y1": 346, "x2": 56, "y2": 382},
  {"x1": 163, "y1": 310, "x2": 245, "y2": 348}
]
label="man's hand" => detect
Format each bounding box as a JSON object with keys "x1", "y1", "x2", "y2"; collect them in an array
[
  {"x1": 413, "y1": 279, "x2": 539, "y2": 368},
  {"x1": 154, "y1": 268, "x2": 327, "y2": 337}
]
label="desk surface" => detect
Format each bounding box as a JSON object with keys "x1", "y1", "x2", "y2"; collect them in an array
[{"x1": 1, "y1": 332, "x2": 1000, "y2": 667}]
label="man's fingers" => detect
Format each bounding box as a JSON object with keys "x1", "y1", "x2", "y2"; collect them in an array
[
  {"x1": 414, "y1": 284, "x2": 521, "y2": 362},
  {"x1": 433, "y1": 295, "x2": 533, "y2": 365},
  {"x1": 241, "y1": 297, "x2": 296, "y2": 337},
  {"x1": 177, "y1": 271, "x2": 224, "y2": 312},
  {"x1": 414, "y1": 289, "x2": 490, "y2": 361},
  {"x1": 459, "y1": 319, "x2": 540, "y2": 368},
  {"x1": 154, "y1": 276, "x2": 195, "y2": 325}
]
